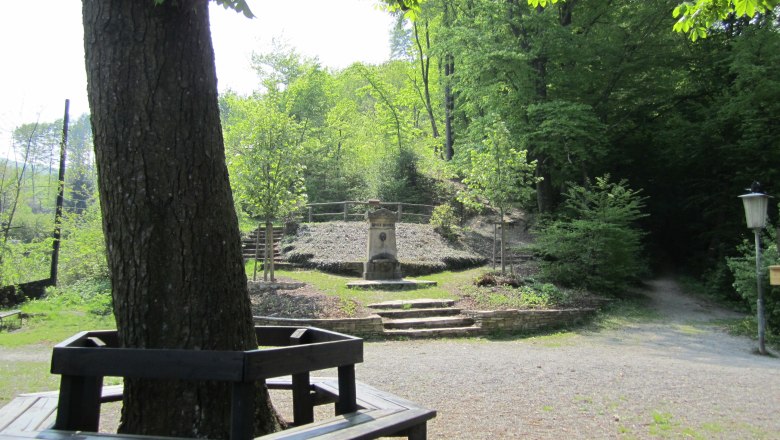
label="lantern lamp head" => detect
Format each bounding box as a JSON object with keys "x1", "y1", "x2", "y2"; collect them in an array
[{"x1": 739, "y1": 182, "x2": 769, "y2": 230}]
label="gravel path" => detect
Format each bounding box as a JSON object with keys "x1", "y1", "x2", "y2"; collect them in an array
[
  {"x1": 5, "y1": 277, "x2": 778, "y2": 438},
  {"x1": 338, "y1": 278, "x2": 780, "y2": 439}
]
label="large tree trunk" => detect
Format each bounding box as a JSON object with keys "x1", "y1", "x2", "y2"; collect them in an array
[{"x1": 82, "y1": 1, "x2": 280, "y2": 437}]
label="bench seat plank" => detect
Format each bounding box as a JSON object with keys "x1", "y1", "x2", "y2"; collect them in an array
[
  {"x1": 258, "y1": 409, "x2": 399, "y2": 439},
  {"x1": 34, "y1": 429, "x2": 193, "y2": 439},
  {"x1": 4, "y1": 396, "x2": 58, "y2": 433},
  {"x1": 0, "y1": 310, "x2": 21, "y2": 319},
  {"x1": 21, "y1": 385, "x2": 125, "y2": 403},
  {"x1": 0, "y1": 396, "x2": 38, "y2": 432},
  {"x1": 313, "y1": 380, "x2": 416, "y2": 412},
  {"x1": 314, "y1": 409, "x2": 433, "y2": 440},
  {"x1": 257, "y1": 408, "x2": 434, "y2": 440},
  {"x1": 2, "y1": 378, "x2": 434, "y2": 440}
]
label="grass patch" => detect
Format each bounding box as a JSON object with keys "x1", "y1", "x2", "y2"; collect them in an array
[
  {"x1": 274, "y1": 268, "x2": 486, "y2": 308},
  {"x1": 527, "y1": 330, "x2": 578, "y2": 347},
  {"x1": 672, "y1": 324, "x2": 706, "y2": 335},
  {"x1": 0, "y1": 309, "x2": 114, "y2": 348},
  {"x1": 648, "y1": 411, "x2": 675, "y2": 436},
  {"x1": 0, "y1": 360, "x2": 60, "y2": 406},
  {"x1": 718, "y1": 316, "x2": 780, "y2": 350},
  {"x1": 587, "y1": 295, "x2": 660, "y2": 332},
  {"x1": 1, "y1": 281, "x2": 115, "y2": 348}
]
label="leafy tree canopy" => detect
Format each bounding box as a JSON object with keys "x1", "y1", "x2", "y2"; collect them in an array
[{"x1": 528, "y1": 0, "x2": 779, "y2": 40}]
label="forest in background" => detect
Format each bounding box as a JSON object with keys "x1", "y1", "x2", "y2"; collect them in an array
[{"x1": 1, "y1": 0, "x2": 779, "y2": 312}]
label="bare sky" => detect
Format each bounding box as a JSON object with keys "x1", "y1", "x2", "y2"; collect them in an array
[{"x1": 0, "y1": 0, "x2": 393, "y2": 154}]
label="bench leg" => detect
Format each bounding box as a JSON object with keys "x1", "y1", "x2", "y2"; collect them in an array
[
  {"x1": 231, "y1": 381, "x2": 255, "y2": 440},
  {"x1": 407, "y1": 423, "x2": 427, "y2": 440},
  {"x1": 335, "y1": 365, "x2": 357, "y2": 415},
  {"x1": 292, "y1": 372, "x2": 314, "y2": 426},
  {"x1": 54, "y1": 374, "x2": 103, "y2": 431}
]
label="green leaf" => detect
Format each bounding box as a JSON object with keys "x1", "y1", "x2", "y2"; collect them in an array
[{"x1": 214, "y1": 0, "x2": 255, "y2": 18}]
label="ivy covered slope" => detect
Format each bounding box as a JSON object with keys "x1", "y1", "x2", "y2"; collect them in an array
[{"x1": 284, "y1": 221, "x2": 486, "y2": 275}]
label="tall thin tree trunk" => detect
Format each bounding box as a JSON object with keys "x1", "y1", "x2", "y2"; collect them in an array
[
  {"x1": 268, "y1": 221, "x2": 275, "y2": 282},
  {"x1": 82, "y1": 1, "x2": 280, "y2": 437},
  {"x1": 444, "y1": 54, "x2": 455, "y2": 161},
  {"x1": 253, "y1": 223, "x2": 261, "y2": 282},
  {"x1": 50, "y1": 100, "x2": 70, "y2": 285},
  {"x1": 413, "y1": 21, "x2": 439, "y2": 139},
  {"x1": 2, "y1": 123, "x2": 37, "y2": 244},
  {"x1": 500, "y1": 208, "x2": 506, "y2": 274}
]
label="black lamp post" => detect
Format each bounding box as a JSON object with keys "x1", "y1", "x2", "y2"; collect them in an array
[{"x1": 739, "y1": 182, "x2": 770, "y2": 355}]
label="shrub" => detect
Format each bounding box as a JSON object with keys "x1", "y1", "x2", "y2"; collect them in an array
[
  {"x1": 429, "y1": 204, "x2": 459, "y2": 238},
  {"x1": 535, "y1": 175, "x2": 648, "y2": 294},
  {"x1": 42, "y1": 278, "x2": 113, "y2": 316},
  {"x1": 726, "y1": 227, "x2": 780, "y2": 335},
  {"x1": 59, "y1": 203, "x2": 109, "y2": 285}
]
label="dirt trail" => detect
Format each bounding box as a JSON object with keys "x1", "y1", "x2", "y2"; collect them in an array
[
  {"x1": 642, "y1": 277, "x2": 745, "y2": 324},
  {"x1": 344, "y1": 277, "x2": 780, "y2": 439}
]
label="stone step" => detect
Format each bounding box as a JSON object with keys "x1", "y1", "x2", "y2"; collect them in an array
[
  {"x1": 382, "y1": 316, "x2": 475, "y2": 330},
  {"x1": 383, "y1": 326, "x2": 482, "y2": 339},
  {"x1": 374, "y1": 308, "x2": 462, "y2": 319},
  {"x1": 367, "y1": 299, "x2": 455, "y2": 310},
  {"x1": 242, "y1": 234, "x2": 284, "y2": 243}
]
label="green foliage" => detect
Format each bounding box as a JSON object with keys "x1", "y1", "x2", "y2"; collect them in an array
[
  {"x1": 726, "y1": 227, "x2": 780, "y2": 335},
  {"x1": 457, "y1": 119, "x2": 538, "y2": 214},
  {"x1": 0, "y1": 239, "x2": 52, "y2": 285},
  {"x1": 58, "y1": 202, "x2": 108, "y2": 285},
  {"x1": 522, "y1": 101, "x2": 607, "y2": 188},
  {"x1": 535, "y1": 176, "x2": 648, "y2": 294},
  {"x1": 40, "y1": 278, "x2": 113, "y2": 317},
  {"x1": 672, "y1": 0, "x2": 778, "y2": 40},
  {"x1": 464, "y1": 273, "x2": 571, "y2": 309},
  {"x1": 0, "y1": 289, "x2": 115, "y2": 349},
  {"x1": 429, "y1": 204, "x2": 459, "y2": 237},
  {"x1": 224, "y1": 96, "x2": 307, "y2": 222}
]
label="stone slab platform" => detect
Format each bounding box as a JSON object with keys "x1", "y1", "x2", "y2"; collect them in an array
[{"x1": 346, "y1": 279, "x2": 437, "y2": 290}]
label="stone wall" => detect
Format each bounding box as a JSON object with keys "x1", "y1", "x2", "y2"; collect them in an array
[
  {"x1": 464, "y1": 308, "x2": 597, "y2": 334},
  {"x1": 253, "y1": 315, "x2": 385, "y2": 338}
]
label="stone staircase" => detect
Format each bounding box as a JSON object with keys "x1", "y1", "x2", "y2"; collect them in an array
[
  {"x1": 242, "y1": 227, "x2": 284, "y2": 262},
  {"x1": 367, "y1": 299, "x2": 481, "y2": 338}
]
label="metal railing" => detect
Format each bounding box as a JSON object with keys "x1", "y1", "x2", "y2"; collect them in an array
[{"x1": 302, "y1": 201, "x2": 436, "y2": 224}]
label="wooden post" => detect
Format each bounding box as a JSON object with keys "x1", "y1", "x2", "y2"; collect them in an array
[
  {"x1": 290, "y1": 329, "x2": 314, "y2": 425},
  {"x1": 335, "y1": 364, "x2": 357, "y2": 415},
  {"x1": 308, "y1": 206, "x2": 312, "y2": 223},
  {"x1": 343, "y1": 202, "x2": 349, "y2": 221},
  {"x1": 397, "y1": 203, "x2": 403, "y2": 222},
  {"x1": 54, "y1": 374, "x2": 103, "y2": 432}
]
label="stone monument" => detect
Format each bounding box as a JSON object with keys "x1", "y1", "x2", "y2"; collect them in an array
[{"x1": 363, "y1": 206, "x2": 402, "y2": 280}]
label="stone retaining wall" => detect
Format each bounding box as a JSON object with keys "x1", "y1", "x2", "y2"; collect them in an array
[
  {"x1": 253, "y1": 315, "x2": 385, "y2": 338},
  {"x1": 248, "y1": 281, "x2": 306, "y2": 293},
  {"x1": 255, "y1": 307, "x2": 596, "y2": 338},
  {"x1": 464, "y1": 308, "x2": 597, "y2": 334}
]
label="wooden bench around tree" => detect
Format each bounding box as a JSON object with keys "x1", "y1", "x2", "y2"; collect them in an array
[{"x1": 0, "y1": 326, "x2": 435, "y2": 439}]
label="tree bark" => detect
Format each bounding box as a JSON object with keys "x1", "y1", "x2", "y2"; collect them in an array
[
  {"x1": 82, "y1": 1, "x2": 280, "y2": 437},
  {"x1": 444, "y1": 54, "x2": 455, "y2": 161},
  {"x1": 413, "y1": 21, "x2": 439, "y2": 139},
  {"x1": 264, "y1": 220, "x2": 275, "y2": 282}
]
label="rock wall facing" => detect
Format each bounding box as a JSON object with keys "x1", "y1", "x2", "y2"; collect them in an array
[{"x1": 465, "y1": 308, "x2": 597, "y2": 334}]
